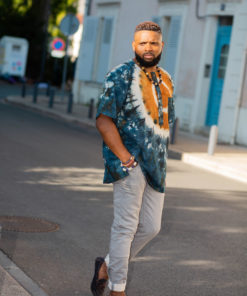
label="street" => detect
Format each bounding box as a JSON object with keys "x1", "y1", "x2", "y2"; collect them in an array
[{"x1": 0, "y1": 103, "x2": 247, "y2": 296}]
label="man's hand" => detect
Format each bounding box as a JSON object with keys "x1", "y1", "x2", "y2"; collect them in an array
[{"x1": 96, "y1": 114, "x2": 131, "y2": 163}]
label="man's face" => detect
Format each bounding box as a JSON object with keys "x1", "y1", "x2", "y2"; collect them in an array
[{"x1": 132, "y1": 30, "x2": 164, "y2": 67}]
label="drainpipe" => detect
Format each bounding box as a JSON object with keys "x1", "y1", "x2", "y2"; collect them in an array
[
  {"x1": 85, "y1": 0, "x2": 92, "y2": 16},
  {"x1": 230, "y1": 47, "x2": 247, "y2": 145},
  {"x1": 196, "y1": 0, "x2": 207, "y2": 20}
]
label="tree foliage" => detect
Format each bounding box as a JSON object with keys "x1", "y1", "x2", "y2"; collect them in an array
[
  {"x1": 49, "y1": 0, "x2": 77, "y2": 38},
  {"x1": 0, "y1": 0, "x2": 78, "y2": 79}
]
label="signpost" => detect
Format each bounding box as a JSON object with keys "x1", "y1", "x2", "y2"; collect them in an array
[
  {"x1": 51, "y1": 37, "x2": 65, "y2": 58},
  {"x1": 59, "y1": 13, "x2": 79, "y2": 99},
  {"x1": 52, "y1": 38, "x2": 65, "y2": 51}
]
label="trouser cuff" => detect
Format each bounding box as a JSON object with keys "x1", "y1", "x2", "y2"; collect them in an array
[
  {"x1": 105, "y1": 254, "x2": 126, "y2": 291},
  {"x1": 108, "y1": 280, "x2": 126, "y2": 292},
  {"x1": 105, "y1": 254, "x2": 109, "y2": 266}
]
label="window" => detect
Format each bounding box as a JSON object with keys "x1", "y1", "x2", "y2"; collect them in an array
[
  {"x1": 78, "y1": 16, "x2": 114, "y2": 83},
  {"x1": 152, "y1": 15, "x2": 181, "y2": 79},
  {"x1": 218, "y1": 44, "x2": 229, "y2": 79},
  {"x1": 219, "y1": 16, "x2": 233, "y2": 27},
  {"x1": 12, "y1": 45, "x2": 21, "y2": 52}
]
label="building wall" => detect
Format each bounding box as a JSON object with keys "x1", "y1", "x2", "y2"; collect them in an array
[
  {"x1": 74, "y1": 0, "x2": 159, "y2": 103},
  {"x1": 111, "y1": 0, "x2": 159, "y2": 67},
  {"x1": 217, "y1": 0, "x2": 247, "y2": 145},
  {"x1": 162, "y1": 0, "x2": 206, "y2": 130},
  {"x1": 241, "y1": 52, "x2": 247, "y2": 109},
  {"x1": 73, "y1": 0, "x2": 247, "y2": 145},
  {"x1": 190, "y1": 16, "x2": 218, "y2": 134},
  {"x1": 190, "y1": 1, "x2": 237, "y2": 135},
  {"x1": 74, "y1": 1, "x2": 121, "y2": 103},
  {"x1": 175, "y1": 0, "x2": 205, "y2": 99},
  {"x1": 88, "y1": 0, "x2": 159, "y2": 66}
]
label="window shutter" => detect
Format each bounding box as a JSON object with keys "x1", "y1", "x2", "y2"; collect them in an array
[
  {"x1": 78, "y1": 16, "x2": 99, "y2": 81},
  {"x1": 152, "y1": 16, "x2": 162, "y2": 27},
  {"x1": 164, "y1": 16, "x2": 181, "y2": 79},
  {"x1": 96, "y1": 17, "x2": 114, "y2": 83}
]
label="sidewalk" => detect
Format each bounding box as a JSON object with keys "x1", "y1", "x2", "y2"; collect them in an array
[
  {"x1": 0, "y1": 249, "x2": 48, "y2": 296},
  {"x1": 0, "y1": 264, "x2": 31, "y2": 296},
  {"x1": 4, "y1": 94, "x2": 247, "y2": 185}
]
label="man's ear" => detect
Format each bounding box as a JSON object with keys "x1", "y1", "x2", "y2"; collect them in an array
[
  {"x1": 162, "y1": 41, "x2": 164, "y2": 50},
  {"x1": 132, "y1": 41, "x2": 136, "y2": 52}
]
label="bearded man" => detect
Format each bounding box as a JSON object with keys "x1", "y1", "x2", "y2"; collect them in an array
[{"x1": 90, "y1": 21, "x2": 175, "y2": 296}]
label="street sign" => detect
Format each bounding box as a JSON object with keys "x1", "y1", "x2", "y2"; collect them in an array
[
  {"x1": 51, "y1": 38, "x2": 65, "y2": 51},
  {"x1": 59, "y1": 13, "x2": 80, "y2": 99},
  {"x1": 51, "y1": 50, "x2": 65, "y2": 58},
  {"x1": 60, "y1": 14, "x2": 80, "y2": 36}
]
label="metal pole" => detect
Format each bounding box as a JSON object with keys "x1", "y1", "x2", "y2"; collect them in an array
[
  {"x1": 33, "y1": 83, "x2": 38, "y2": 103},
  {"x1": 208, "y1": 125, "x2": 218, "y2": 155},
  {"x1": 86, "y1": 0, "x2": 92, "y2": 16},
  {"x1": 67, "y1": 92, "x2": 73, "y2": 113},
  {"x1": 46, "y1": 83, "x2": 50, "y2": 96},
  {"x1": 39, "y1": 0, "x2": 51, "y2": 81},
  {"x1": 61, "y1": 36, "x2": 69, "y2": 100},
  {"x1": 88, "y1": 98, "x2": 94, "y2": 119},
  {"x1": 48, "y1": 87, "x2": 55, "y2": 108},
  {"x1": 22, "y1": 81, "x2": 26, "y2": 98},
  {"x1": 170, "y1": 118, "x2": 179, "y2": 144}
]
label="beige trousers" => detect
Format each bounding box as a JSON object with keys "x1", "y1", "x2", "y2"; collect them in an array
[{"x1": 105, "y1": 164, "x2": 165, "y2": 292}]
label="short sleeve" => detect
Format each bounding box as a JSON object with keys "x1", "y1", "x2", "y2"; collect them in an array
[
  {"x1": 168, "y1": 79, "x2": 175, "y2": 125},
  {"x1": 96, "y1": 66, "x2": 130, "y2": 120}
]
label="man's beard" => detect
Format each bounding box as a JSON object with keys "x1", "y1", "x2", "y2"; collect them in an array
[{"x1": 135, "y1": 51, "x2": 162, "y2": 68}]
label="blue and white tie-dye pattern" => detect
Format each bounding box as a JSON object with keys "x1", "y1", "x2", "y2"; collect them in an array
[{"x1": 96, "y1": 60, "x2": 175, "y2": 193}]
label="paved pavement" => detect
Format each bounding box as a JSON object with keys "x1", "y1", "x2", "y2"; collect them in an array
[
  {"x1": 0, "y1": 93, "x2": 247, "y2": 296},
  {"x1": 0, "y1": 264, "x2": 31, "y2": 296},
  {"x1": 0, "y1": 81, "x2": 33, "y2": 100},
  {"x1": 0, "y1": 250, "x2": 48, "y2": 296}
]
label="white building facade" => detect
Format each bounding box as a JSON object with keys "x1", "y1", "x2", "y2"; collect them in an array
[{"x1": 73, "y1": 0, "x2": 247, "y2": 145}]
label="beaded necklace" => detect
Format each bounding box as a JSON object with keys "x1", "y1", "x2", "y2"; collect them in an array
[
  {"x1": 136, "y1": 61, "x2": 164, "y2": 126},
  {"x1": 140, "y1": 65, "x2": 163, "y2": 86}
]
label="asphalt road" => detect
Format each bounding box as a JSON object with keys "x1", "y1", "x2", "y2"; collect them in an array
[{"x1": 0, "y1": 103, "x2": 247, "y2": 296}]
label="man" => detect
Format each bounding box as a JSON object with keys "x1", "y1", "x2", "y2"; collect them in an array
[{"x1": 90, "y1": 21, "x2": 175, "y2": 296}]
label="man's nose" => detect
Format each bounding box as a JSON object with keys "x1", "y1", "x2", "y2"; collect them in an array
[{"x1": 145, "y1": 43, "x2": 152, "y2": 51}]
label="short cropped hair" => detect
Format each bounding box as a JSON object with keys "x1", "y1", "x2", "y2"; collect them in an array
[{"x1": 135, "y1": 21, "x2": 162, "y2": 34}]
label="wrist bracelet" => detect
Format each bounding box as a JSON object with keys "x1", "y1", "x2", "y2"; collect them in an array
[
  {"x1": 125, "y1": 158, "x2": 135, "y2": 168},
  {"x1": 121, "y1": 160, "x2": 138, "y2": 172},
  {"x1": 122, "y1": 155, "x2": 134, "y2": 166}
]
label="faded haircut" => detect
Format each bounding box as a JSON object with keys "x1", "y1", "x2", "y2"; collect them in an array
[{"x1": 135, "y1": 21, "x2": 162, "y2": 34}]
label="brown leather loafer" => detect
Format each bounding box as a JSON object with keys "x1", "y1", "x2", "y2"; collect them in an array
[{"x1": 90, "y1": 257, "x2": 108, "y2": 296}]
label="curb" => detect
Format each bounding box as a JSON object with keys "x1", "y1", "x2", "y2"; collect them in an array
[
  {"x1": 168, "y1": 148, "x2": 182, "y2": 160},
  {"x1": 182, "y1": 153, "x2": 247, "y2": 184},
  {"x1": 3, "y1": 97, "x2": 95, "y2": 129},
  {"x1": 0, "y1": 250, "x2": 49, "y2": 296}
]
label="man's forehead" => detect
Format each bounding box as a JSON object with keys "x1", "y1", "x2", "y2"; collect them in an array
[{"x1": 134, "y1": 30, "x2": 162, "y2": 41}]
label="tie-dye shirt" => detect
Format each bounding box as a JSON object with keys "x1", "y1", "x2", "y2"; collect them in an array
[{"x1": 96, "y1": 59, "x2": 175, "y2": 193}]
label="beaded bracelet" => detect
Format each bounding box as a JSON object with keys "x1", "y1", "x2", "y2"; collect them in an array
[
  {"x1": 121, "y1": 160, "x2": 138, "y2": 172},
  {"x1": 122, "y1": 155, "x2": 134, "y2": 166}
]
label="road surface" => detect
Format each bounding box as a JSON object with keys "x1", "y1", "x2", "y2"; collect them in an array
[{"x1": 0, "y1": 103, "x2": 247, "y2": 296}]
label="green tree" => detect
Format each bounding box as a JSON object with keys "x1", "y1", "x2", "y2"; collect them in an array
[{"x1": 0, "y1": 0, "x2": 78, "y2": 80}]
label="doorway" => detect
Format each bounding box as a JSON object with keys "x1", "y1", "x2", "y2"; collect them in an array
[{"x1": 205, "y1": 16, "x2": 233, "y2": 126}]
